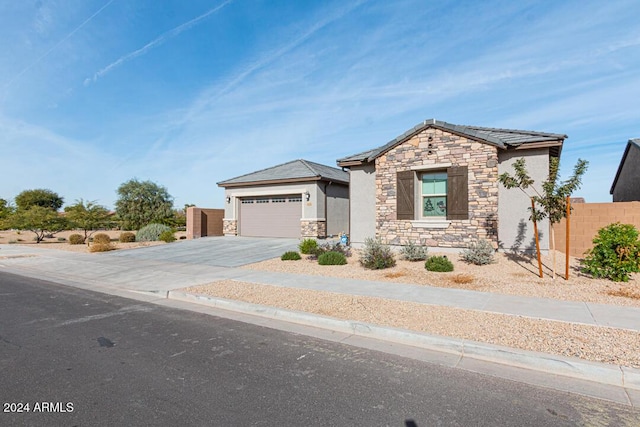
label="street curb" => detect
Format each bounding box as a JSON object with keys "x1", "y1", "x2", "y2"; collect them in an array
[{"x1": 167, "y1": 290, "x2": 640, "y2": 396}]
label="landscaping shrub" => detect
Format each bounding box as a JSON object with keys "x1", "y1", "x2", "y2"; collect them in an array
[
  {"x1": 89, "y1": 242, "x2": 114, "y2": 253},
  {"x1": 299, "y1": 238, "x2": 318, "y2": 255},
  {"x1": 119, "y1": 231, "x2": 136, "y2": 243},
  {"x1": 311, "y1": 241, "x2": 351, "y2": 258},
  {"x1": 68, "y1": 234, "x2": 84, "y2": 245},
  {"x1": 281, "y1": 251, "x2": 302, "y2": 261},
  {"x1": 359, "y1": 237, "x2": 396, "y2": 270},
  {"x1": 136, "y1": 223, "x2": 171, "y2": 242},
  {"x1": 460, "y1": 238, "x2": 495, "y2": 265},
  {"x1": 399, "y1": 240, "x2": 428, "y2": 261},
  {"x1": 318, "y1": 251, "x2": 347, "y2": 265},
  {"x1": 159, "y1": 230, "x2": 176, "y2": 243},
  {"x1": 581, "y1": 222, "x2": 640, "y2": 282},
  {"x1": 93, "y1": 233, "x2": 111, "y2": 244},
  {"x1": 425, "y1": 255, "x2": 454, "y2": 272}
]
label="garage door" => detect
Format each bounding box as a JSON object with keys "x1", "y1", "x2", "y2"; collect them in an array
[{"x1": 239, "y1": 195, "x2": 302, "y2": 238}]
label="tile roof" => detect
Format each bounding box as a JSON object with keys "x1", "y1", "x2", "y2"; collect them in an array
[
  {"x1": 337, "y1": 119, "x2": 566, "y2": 165},
  {"x1": 217, "y1": 159, "x2": 349, "y2": 187},
  {"x1": 610, "y1": 138, "x2": 640, "y2": 194}
]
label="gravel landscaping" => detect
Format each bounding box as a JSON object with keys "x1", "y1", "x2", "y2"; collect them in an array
[{"x1": 183, "y1": 250, "x2": 640, "y2": 368}]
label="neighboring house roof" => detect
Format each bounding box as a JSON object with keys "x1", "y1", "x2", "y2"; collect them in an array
[
  {"x1": 337, "y1": 118, "x2": 566, "y2": 166},
  {"x1": 609, "y1": 138, "x2": 640, "y2": 195},
  {"x1": 217, "y1": 159, "x2": 349, "y2": 187}
]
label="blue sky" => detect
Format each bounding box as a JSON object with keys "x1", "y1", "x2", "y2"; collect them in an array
[{"x1": 1, "y1": 0, "x2": 639, "y2": 210}]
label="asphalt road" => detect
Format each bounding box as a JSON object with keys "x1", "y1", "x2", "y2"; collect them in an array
[{"x1": 1, "y1": 272, "x2": 638, "y2": 426}]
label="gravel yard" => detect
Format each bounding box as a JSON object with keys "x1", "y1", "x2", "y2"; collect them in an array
[{"x1": 184, "y1": 250, "x2": 640, "y2": 368}]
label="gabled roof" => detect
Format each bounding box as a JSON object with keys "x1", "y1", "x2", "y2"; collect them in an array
[
  {"x1": 217, "y1": 159, "x2": 349, "y2": 188},
  {"x1": 337, "y1": 119, "x2": 566, "y2": 166},
  {"x1": 610, "y1": 138, "x2": 640, "y2": 194}
]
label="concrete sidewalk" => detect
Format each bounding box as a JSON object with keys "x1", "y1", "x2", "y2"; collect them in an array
[{"x1": 1, "y1": 242, "x2": 639, "y2": 407}]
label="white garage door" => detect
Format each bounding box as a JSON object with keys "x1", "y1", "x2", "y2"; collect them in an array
[{"x1": 239, "y1": 195, "x2": 302, "y2": 238}]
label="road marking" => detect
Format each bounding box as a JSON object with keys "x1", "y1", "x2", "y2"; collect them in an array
[{"x1": 55, "y1": 305, "x2": 152, "y2": 326}]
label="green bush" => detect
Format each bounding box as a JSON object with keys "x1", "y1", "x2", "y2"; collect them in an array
[
  {"x1": 281, "y1": 251, "x2": 302, "y2": 261},
  {"x1": 425, "y1": 255, "x2": 454, "y2": 272},
  {"x1": 68, "y1": 234, "x2": 84, "y2": 245},
  {"x1": 311, "y1": 241, "x2": 351, "y2": 258},
  {"x1": 359, "y1": 237, "x2": 396, "y2": 269},
  {"x1": 461, "y1": 239, "x2": 495, "y2": 265},
  {"x1": 119, "y1": 231, "x2": 136, "y2": 243},
  {"x1": 581, "y1": 223, "x2": 640, "y2": 282},
  {"x1": 318, "y1": 251, "x2": 347, "y2": 265},
  {"x1": 399, "y1": 240, "x2": 428, "y2": 261},
  {"x1": 93, "y1": 233, "x2": 111, "y2": 244},
  {"x1": 299, "y1": 238, "x2": 318, "y2": 254},
  {"x1": 136, "y1": 223, "x2": 171, "y2": 242},
  {"x1": 159, "y1": 230, "x2": 176, "y2": 243}
]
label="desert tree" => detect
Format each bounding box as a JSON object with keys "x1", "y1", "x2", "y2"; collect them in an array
[
  {"x1": 115, "y1": 179, "x2": 174, "y2": 230},
  {"x1": 64, "y1": 199, "x2": 113, "y2": 243},
  {"x1": 499, "y1": 156, "x2": 588, "y2": 279},
  {"x1": 0, "y1": 198, "x2": 14, "y2": 229},
  {"x1": 7, "y1": 205, "x2": 68, "y2": 243},
  {"x1": 14, "y1": 189, "x2": 64, "y2": 211}
]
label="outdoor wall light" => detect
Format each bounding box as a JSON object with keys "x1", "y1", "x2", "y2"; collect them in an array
[
  {"x1": 304, "y1": 191, "x2": 310, "y2": 201},
  {"x1": 226, "y1": 196, "x2": 231, "y2": 204}
]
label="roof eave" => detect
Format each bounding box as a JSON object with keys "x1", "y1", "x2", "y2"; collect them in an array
[{"x1": 218, "y1": 175, "x2": 350, "y2": 188}]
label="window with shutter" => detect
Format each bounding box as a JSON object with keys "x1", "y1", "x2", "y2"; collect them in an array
[
  {"x1": 396, "y1": 171, "x2": 414, "y2": 220},
  {"x1": 446, "y1": 166, "x2": 468, "y2": 220}
]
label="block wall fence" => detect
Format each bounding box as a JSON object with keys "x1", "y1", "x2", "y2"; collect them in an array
[
  {"x1": 186, "y1": 207, "x2": 224, "y2": 239},
  {"x1": 551, "y1": 202, "x2": 640, "y2": 257}
]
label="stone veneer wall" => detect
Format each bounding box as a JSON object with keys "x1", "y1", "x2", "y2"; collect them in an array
[
  {"x1": 301, "y1": 220, "x2": 326, "y2": 238},
  {"x1": 223, "y1": 219, "x2": 237, "y2": 236},
  {"x1": 376, "y1": 128, "x2": 499, "y2": 248}
]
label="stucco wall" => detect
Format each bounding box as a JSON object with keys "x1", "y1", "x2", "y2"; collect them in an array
[
  {"x1": 612, "y1": 144, "x2": 640, "y2": 202},
  {"x1": 348, "y1": 164, "x2": 377, "y2": 245},
  {"x1": 497, "y1": 148, "x2": 550, "y2": 252},
  {"x1": 325, "y1": 183, "x2": 350, "y2": 237},
  {"x1": 375, "y1": 128, "x2": 499, "y2": 249}
]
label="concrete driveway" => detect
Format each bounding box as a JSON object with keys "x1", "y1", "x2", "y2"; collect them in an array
[{"x1": 104, "y1": 236, "x2": 299, "y2": 268}]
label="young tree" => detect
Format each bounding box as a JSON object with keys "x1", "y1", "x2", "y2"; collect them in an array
[
  {"x1": 64, "y1": 200, "x2": 113, "y2": 243},
  {"x1": 7, "y1": 206, "x2": 68, "y2": 243},
  {"x1": 115, "y1": 179, "x2": 174, "y2": 230},
  {"x1": 499, "y1": 157, "x2": 588, "y2": 279},
  {"x1": 14, "y1": 189, "x2": 64, "y2": 211}
]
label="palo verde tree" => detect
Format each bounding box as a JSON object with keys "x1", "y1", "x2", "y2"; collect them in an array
[
  {"x1": 115, "y1": 179, "x2": 174, "y2": 230},
  {"x1": 7, "y1": 205, "x2": 68, "y2": 243},
  {"x1": 499, "y1": 156, "x2": 588, "y2": 279},
  {"x1": 0, "y1": 198, "x2": 14, "y2": 229},
  {"x1": 64, "y1": 199, "x2": 113, "y2": 243},
  {"x1": 14, "y1": 189, "x2": 64, "y2": 211}
]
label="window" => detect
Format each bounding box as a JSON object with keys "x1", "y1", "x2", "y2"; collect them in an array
[
  {"x1": 421, "y1": 172, "x2": 447, "y2": 218},
  {"x1": 241, "y1": 199, "x2": 254, "y2": 204},
  {"x1": 271, "y1": 197, "x2": 286, "y2": 203},
  {"x1": 396, "y1": 166, "x2": 468, "y2": 221}
]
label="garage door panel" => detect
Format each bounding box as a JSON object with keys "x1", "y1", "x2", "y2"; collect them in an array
[{"x1": 239, "y1": 196, "x2": 301, "y2": 238}]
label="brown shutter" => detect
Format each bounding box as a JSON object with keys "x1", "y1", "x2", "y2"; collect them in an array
[
  {"x1": 397, "y1": 171, "x2": 414, "y2": 220},
  {"x1": 447, "y1": 166, "x2": 468, "y2": 220}
]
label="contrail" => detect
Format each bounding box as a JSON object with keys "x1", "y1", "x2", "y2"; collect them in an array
[
  {"x1": 87, "y1": 0, "x2": 233, "y2": 85},
  {"x1": 3, "y1": 0, "x2": 115, "y2": 93}
]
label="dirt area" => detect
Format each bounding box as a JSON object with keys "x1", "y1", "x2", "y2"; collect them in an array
[
  {"x1": 0, "y1": 229, "x2": 186, "y2": 253},
  {"x1": 184, "y1": 250, "x2": 640, "y2": 368},
  {"x1": 243, "y1": 250, "x2": 640, "y2": 307}
]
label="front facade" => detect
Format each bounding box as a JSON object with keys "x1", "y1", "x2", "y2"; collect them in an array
[
  {"x1": 610, "y1": 139, "x2": 640, "y2": 202},
  {"x1": 338, "y1": 119, "x2": 565, "y2": 252},
  {"x1": 217, "y1": 159, "x2": 349, "y2": 239}
]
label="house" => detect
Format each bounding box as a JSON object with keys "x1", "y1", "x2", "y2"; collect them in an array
[
  {"x1": 337, "y1": 119, "x2": 566, "y2": 252},
  {"x1": 610, "y1": 138, "x2": 640, "y2": 202},
  {"x1": 217, "y1": 159, "x2": 349, "y2": 239}
]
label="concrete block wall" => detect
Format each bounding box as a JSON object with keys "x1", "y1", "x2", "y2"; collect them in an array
[
  {"x1": 552, "y1": 202, "x2": 640, "y2": 257},
  {"x1": 187, "y1": 207, "x2": 224, "y2": 239}
]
